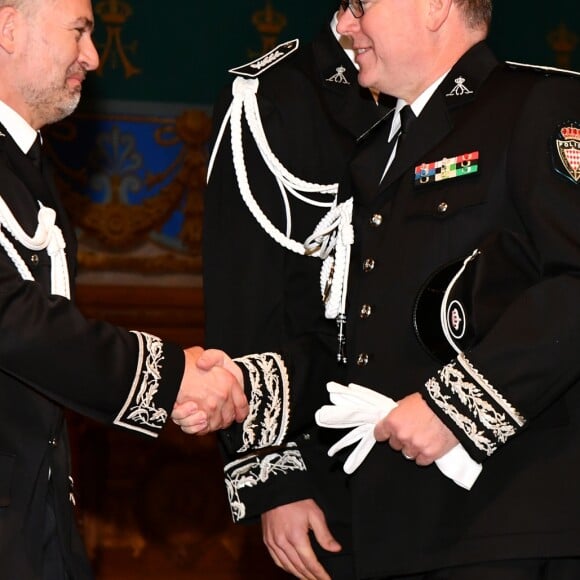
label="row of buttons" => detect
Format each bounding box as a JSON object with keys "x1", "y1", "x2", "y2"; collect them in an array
[
  {"x1": 356, "y1": 202, "x2": 449, "y2": 368},
  {"x1": 356, "y1": 214, "x2": 383, "y2": 366}
]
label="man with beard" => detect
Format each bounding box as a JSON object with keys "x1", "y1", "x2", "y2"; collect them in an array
[{"x1": 0, "y1": 1, "x2": 246, "y2": 578}]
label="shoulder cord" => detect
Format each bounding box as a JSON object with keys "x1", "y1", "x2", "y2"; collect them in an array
[
  {"x1": 206, "y1": 75, "x2": 353, "y2": 321},
  {"x1": 304, "y1": 197, "x2": 353, "y2": 321},
  {"x1": 0, "y1": 197, "x2": 70, "y2": 299}
]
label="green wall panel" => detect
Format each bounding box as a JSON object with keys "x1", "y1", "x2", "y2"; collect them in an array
[
  {"x1": 86, "y1": 0, "x2": 338, "y2": 106},
  {"x1": 85, "y1": 1, "x2": 579, "y2": 109}
]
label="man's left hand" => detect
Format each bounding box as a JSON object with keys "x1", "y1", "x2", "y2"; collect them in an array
[{"x1": 374, "y1": 392, "x2": 458, "y2": 465}]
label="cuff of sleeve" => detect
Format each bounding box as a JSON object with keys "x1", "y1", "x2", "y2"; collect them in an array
[
  {"x1": 224, "y1": 443, "x2": 313, "y2": 523},
  {"x1": 113, "y1": 332, "x2": 184, "y2": 438},
  {"x1": 228, "y1": 352, "x2": 290, "y2": 453},
  {"x1": 422, "y1": 352, "x2": 526, "y2": 462}
]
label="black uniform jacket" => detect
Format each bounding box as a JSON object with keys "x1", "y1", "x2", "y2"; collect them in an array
[
  {"x1": 343, "y1": 42, "x2": 580, "y2": 577},
  {"x1": 226, "y1": 42, "x2": 580, "y2": 578},
  {"x1": 0, "y1": 125, "x2": 184, "y2": 579},
  {"x1": 203, "y1": 23, "x2": 390, "y2": 535}
]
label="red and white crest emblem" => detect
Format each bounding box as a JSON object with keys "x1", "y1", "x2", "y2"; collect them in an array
[{"x1": 555, "y1": 123, "x2": 580, "y2": 184}]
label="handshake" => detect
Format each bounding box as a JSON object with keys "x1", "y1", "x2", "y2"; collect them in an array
[{"x1": 172, "y1": 347, "x2": 248, "y2": 435}]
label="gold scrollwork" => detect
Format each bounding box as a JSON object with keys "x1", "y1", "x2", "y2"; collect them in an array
[
  {"x1": 95, "y1": 0, "x2": 141, "y2": 78},
  {"x1": 250, "y1": 0, "x2": 287, "y2": 57},
  {"x1": 46, "y1": 108, "x2": 212, "y2": 275}
]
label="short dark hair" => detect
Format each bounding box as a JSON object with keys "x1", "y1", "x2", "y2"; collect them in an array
[{"x1": 454, "y1": 0, "x2": 492, "y2": 31}]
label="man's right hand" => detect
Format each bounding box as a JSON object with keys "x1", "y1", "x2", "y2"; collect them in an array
[
  {"x1": 172, "y1": 346, "x2": 248, "y2": 434},
  {"x1": 261, "y1": 499, "x2": 341, "y2": 580}
]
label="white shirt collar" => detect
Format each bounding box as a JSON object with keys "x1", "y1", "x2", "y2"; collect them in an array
[
  {"x1": 0, "y1": 100, "x2": 39, "y2": 155},
  {"x1": 388, "y1": 70, "x2": 451, "y2": 141}
]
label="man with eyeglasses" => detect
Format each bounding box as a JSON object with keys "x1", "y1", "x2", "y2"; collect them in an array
[
  {"x1": 340, "y1": 0, "x2": 366, "y2": 19},
  {"x1": 184, "y1": 0, "x2": 580, "y2": 578}
]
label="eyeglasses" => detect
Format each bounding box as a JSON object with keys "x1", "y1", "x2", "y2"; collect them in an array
[{"x1": 340, "y1": 0, "x2": 365, "y2": 18}]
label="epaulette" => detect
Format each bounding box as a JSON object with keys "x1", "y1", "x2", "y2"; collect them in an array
[
  {"x1": 228, "y1": 39, "x2": 300, "y2": 78},
  {"x1": 506, "y1": 61, "x2": 580, "y2": 79}
]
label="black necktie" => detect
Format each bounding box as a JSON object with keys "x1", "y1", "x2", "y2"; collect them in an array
[
  {"x1": 28, "y1": 134, "x2": 42, "y2": 170},
  {"x1": 398, "y1": 104, "x2": 416, "y2": 142},
  {"x1": 379, "y1": 105, "x2": 416, "y2": 183}
]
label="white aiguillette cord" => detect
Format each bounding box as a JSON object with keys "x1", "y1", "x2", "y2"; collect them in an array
[
  {"x1": 206, "y1": 75, "x2": 355, "y2": 331},
  {"x1": 0, "y1": 197, "x2": 70, "y2": 299},
  {"x1": 315, "y1": 381, "x2": 482, "y2": 490}
]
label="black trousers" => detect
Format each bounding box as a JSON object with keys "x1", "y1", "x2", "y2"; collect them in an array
[
  {"x1": 42, "y1": 482, "x2": 68, "y2": 580},
  {"x1": 379, "y1": 558, "x2": 580, "y2": 580}
]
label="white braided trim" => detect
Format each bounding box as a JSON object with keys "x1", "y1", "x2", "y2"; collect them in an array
[
  {"x1": 239, "y1": 77, "x2": 337, "y2": 195},
  {"x1": 206, "y1": 77, "x2": 354, "y2": 321},
  {"x1": 305, "y1": 198, "x2": 354, "y2": 319},
  {"x1": 457, "y1": 353, "x2": 526, "y2": 428},
  {"x1": 0, "y1": 229, "x2": 34, "y2": 282},
  {"x1": 0, "y1": 197, "x2": 70, "y2": 299},
  {"x1": 228, "y1": 76, "x2": 338, "y2": 254}
]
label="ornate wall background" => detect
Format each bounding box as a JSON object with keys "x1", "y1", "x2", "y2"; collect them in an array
[{"x1": 48, "y1": 0, "x2": 579, "y2": 286}]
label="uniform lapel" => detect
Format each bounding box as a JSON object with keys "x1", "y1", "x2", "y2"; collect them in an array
[{"x1": 349, "y1": 111, "x2": 395, "y2": 203}]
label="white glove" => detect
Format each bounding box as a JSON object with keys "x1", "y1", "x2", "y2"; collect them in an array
[{"x1": 315, "y1": 382, "x2": 482, "y2": 490}]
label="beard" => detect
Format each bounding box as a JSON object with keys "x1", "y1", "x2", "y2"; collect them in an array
[{"x1": 20, "y1": 70, "x2": 84, "y2": 127}]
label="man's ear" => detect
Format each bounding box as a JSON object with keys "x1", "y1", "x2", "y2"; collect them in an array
[
  {"x1": 0, "y1": 6, "x2": 18, "y2": 54},
  {"x1": 426, "y1": 0, "x2": 453, "y2": 31}
]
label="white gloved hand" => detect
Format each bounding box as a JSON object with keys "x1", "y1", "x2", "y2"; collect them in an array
[{"x1": 315, "y1": 382, "x2": 482, "y2": 490}]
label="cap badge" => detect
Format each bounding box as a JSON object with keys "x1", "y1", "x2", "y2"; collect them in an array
[{"x1": 446, "y1": 300, "x2": 467, "y2": 340}]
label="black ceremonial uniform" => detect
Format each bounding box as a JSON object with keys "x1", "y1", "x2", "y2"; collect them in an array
[
  {"x1": 341, "y1": 42, "x2": 580, "y2": 578},
  {"x1": 224, "y1": 41, "x2": 580, "y2": 578},
  {"x1": 0, "y1": 121, "x2": 184, "y2": 579},
  {"x1": 203, "y1": 21, "x2": 389, "y2": 545}
]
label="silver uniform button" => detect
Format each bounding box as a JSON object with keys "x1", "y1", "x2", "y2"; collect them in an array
[
  {"x1": 49, "y1": 438, "x2": 57, "y2": 447},
  {"x1": 437, "y1": 202, "x2": 449, "y2": 214},
  {"x1": 363, "y1": 258, "x2": 375, "y2": 272},
  {"x1": 370, "y1": 213, "x2": 383, "y2": 227},
  {"x1": 360, "y1": 304, "x2": 372, "y2": 319},
  {"x1": 356, "y1": 353, "x2": 369, "y2": 367},
  {"x1": 30, "y1": 254, "x2": 39, "y2": 265}
]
